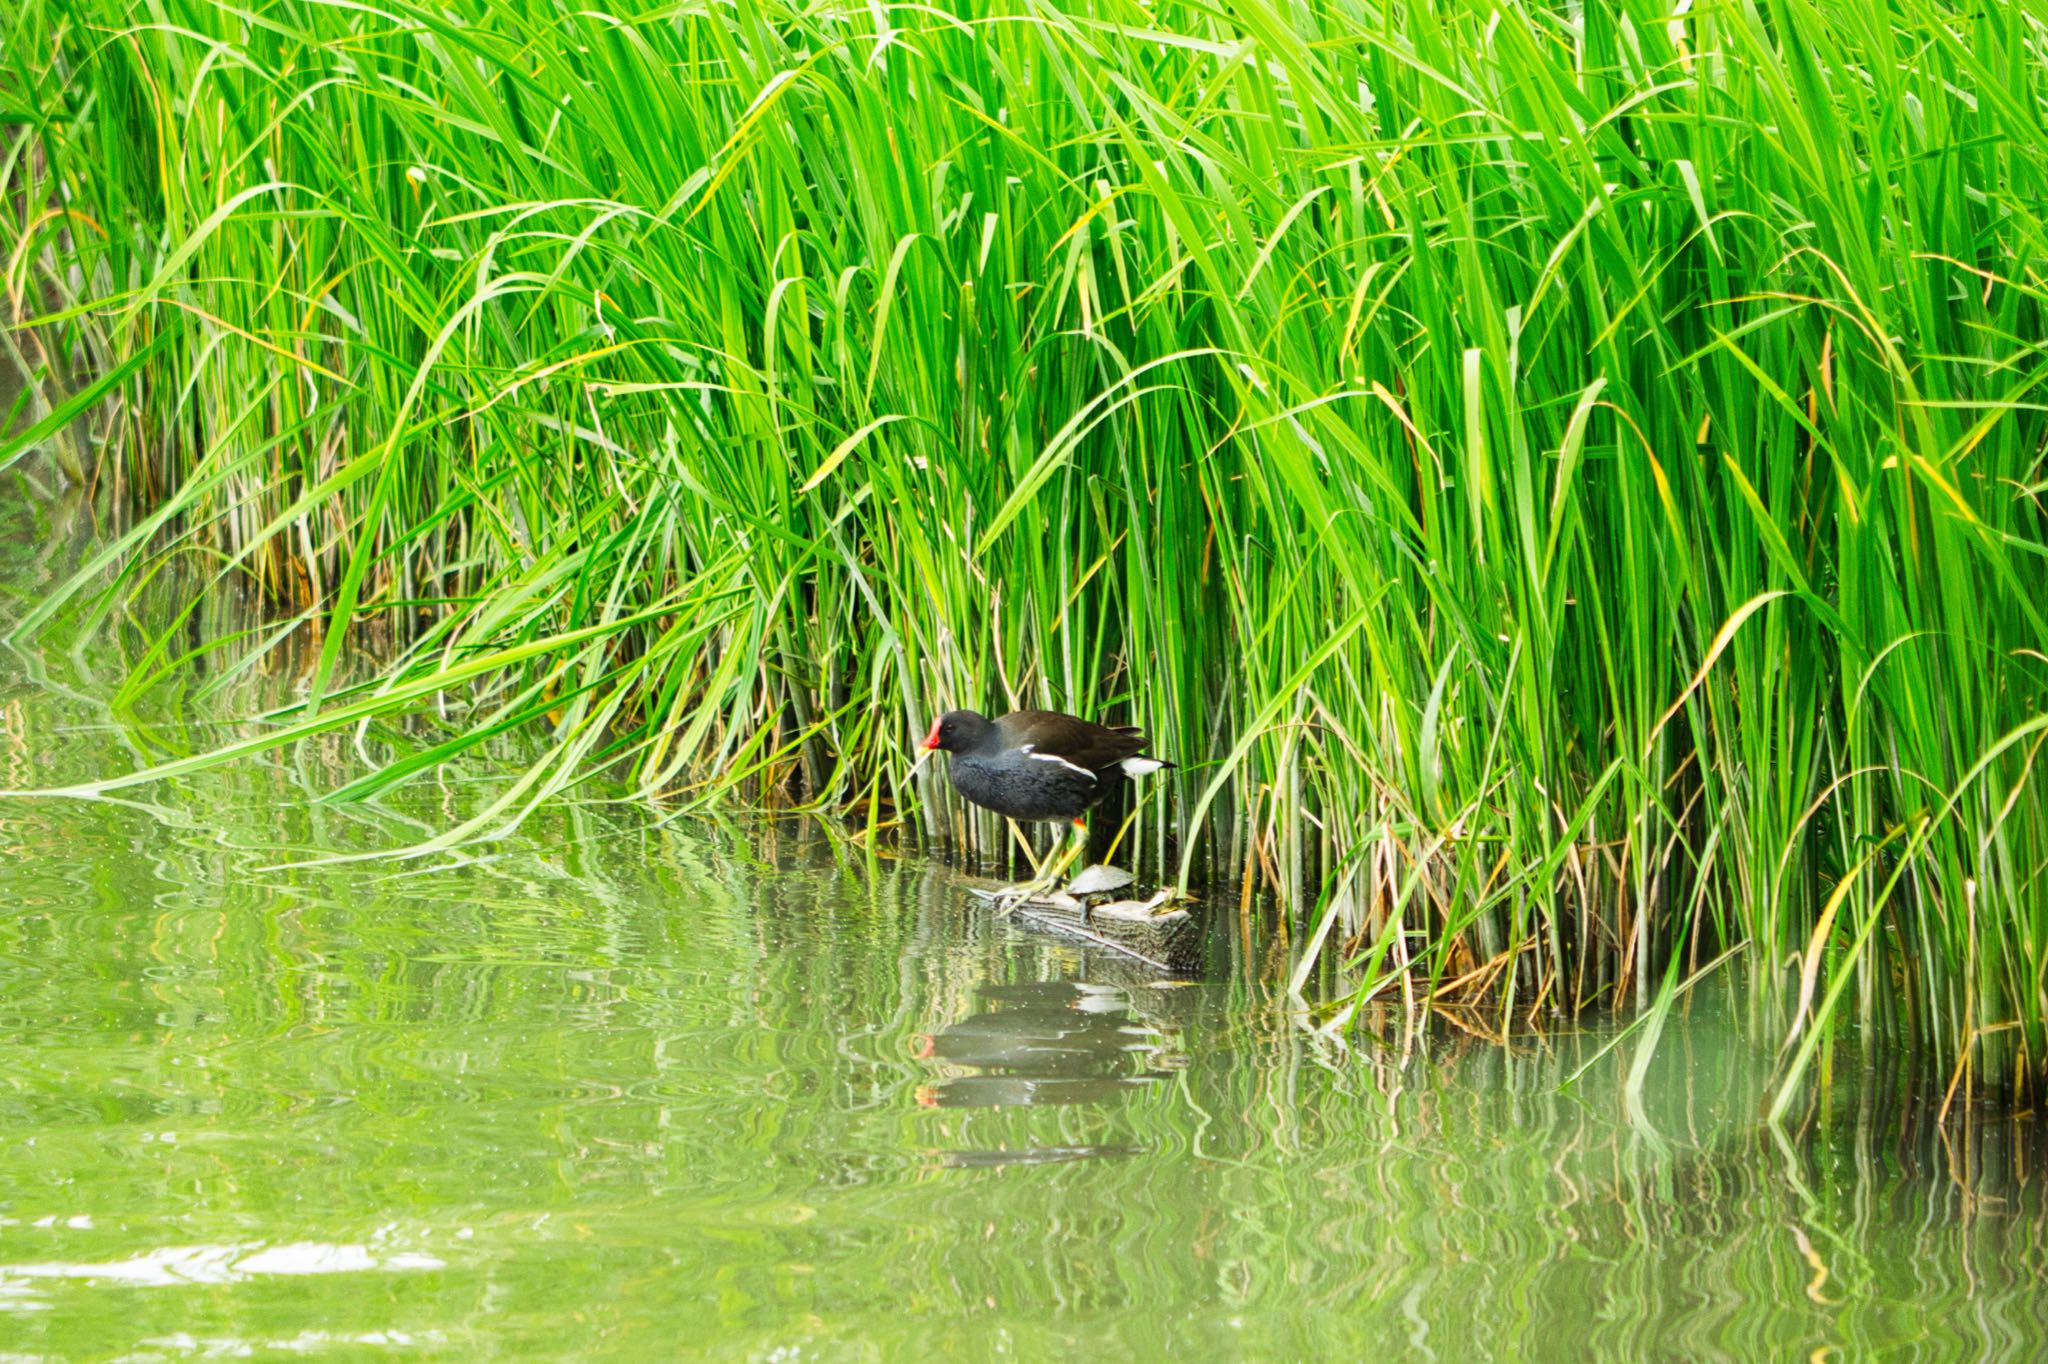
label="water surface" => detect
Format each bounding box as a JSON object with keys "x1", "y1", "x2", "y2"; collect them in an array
[{"x1": 0, "y1": 528, "x2": 2043, "y2": 1361}]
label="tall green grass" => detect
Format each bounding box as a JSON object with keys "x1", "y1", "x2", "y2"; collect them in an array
[{"x1": 3, "y1": 0, "x2": 2046, "y2": 1103}]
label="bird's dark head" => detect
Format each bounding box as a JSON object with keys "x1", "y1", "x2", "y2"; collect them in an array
[{"x1": 920, "y1": 709, "x2": 990, "y2": 753}]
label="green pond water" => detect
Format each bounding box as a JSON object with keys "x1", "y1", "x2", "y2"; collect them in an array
[{"x1": 0, "y1": 511, "x2": 2045, "y2": 1361}]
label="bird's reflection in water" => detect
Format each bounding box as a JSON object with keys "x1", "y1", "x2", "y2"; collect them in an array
[{"x1": 913, "y1": 980, "x2": 1178, "y2": 1110}]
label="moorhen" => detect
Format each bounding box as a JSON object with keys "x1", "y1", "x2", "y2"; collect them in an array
[{"x1": 918, "y1": 708, "x2": 1172, "y2": 903}]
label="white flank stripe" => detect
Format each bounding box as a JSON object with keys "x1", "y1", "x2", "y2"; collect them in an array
[
  {"x1": 1118, "y1": 757, "x2": 1166, "y2": 776},
  {"x1": 1019, "y1": 744, "x2": 1096, "y2": 780}
]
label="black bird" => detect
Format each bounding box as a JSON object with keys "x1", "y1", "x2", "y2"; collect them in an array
[{"x1": 918, "y1": 708, "x2": 1172, "y2": 832}]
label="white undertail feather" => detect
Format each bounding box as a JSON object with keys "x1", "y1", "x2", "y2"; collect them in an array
[{"x1": 1118, "y1": 756, "x2": 1167, "y2": 776}]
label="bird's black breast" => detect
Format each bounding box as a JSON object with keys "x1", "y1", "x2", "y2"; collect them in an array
[{"x1": 948, "y1": 747, "x2": 1116, "y2": 822}]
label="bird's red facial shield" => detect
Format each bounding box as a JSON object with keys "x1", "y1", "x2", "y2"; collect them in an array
[{"x1": 919, "y1": 720, "x2": 943, "y2": 751}]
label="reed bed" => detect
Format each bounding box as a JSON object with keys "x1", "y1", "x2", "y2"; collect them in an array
[{"x1": 3, "y1": 0, "x2": 2046, "y2": 1103}]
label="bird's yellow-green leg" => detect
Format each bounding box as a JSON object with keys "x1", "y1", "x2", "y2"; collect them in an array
[
  {"x1": 993, "y1": 818, "x2": 1091, "y2": 914},
  {"x1": 1050, "y1": 816, "x2": 1090, "y2": 880}
]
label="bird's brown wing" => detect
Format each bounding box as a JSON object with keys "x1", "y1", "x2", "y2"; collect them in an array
[{"x1": 1000, "y1": 709, "x2": 1153, "y2": 771}]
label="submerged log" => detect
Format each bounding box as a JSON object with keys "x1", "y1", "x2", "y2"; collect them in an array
[{"x1": 965, "y1": 872, "x2": 1200, "y2": 974}]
